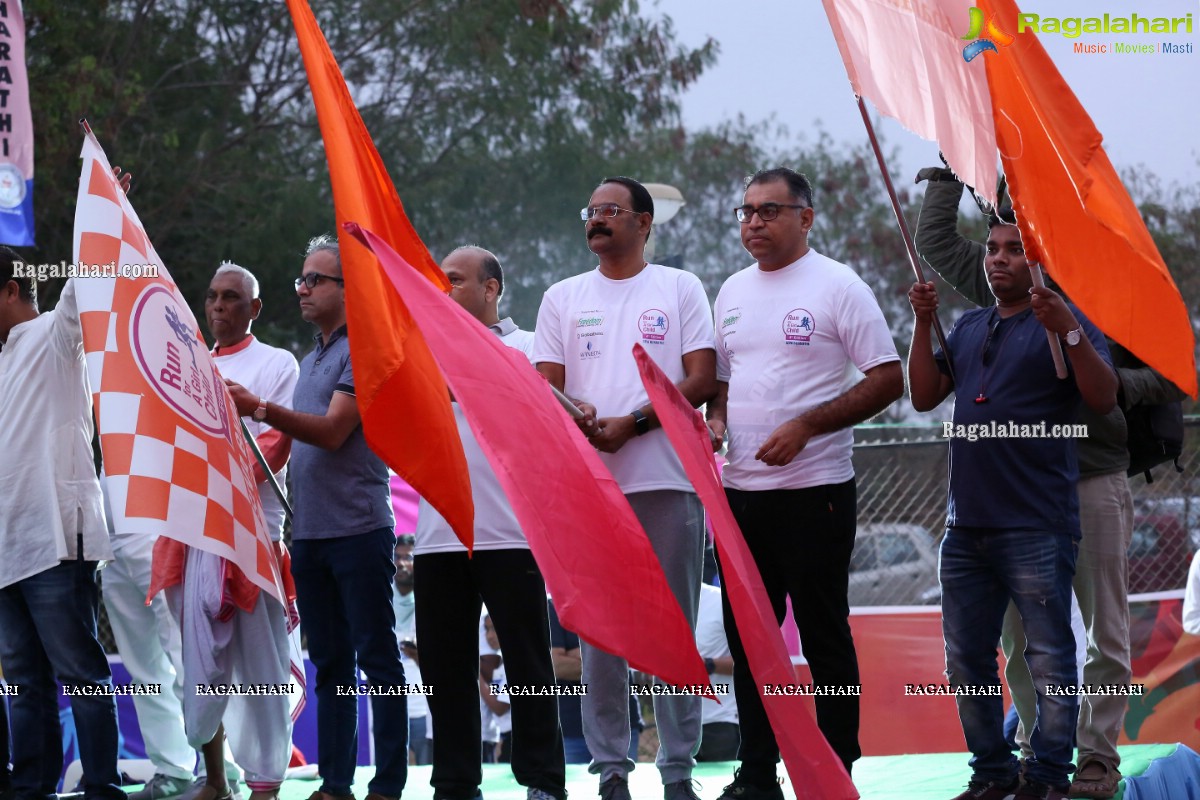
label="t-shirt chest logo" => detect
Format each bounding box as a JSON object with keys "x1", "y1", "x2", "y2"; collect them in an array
[
  {"x1": 576, "y1": 312, "x2": 605, "y2": 359},
  {"x1": 638, "y1": 308, "x2": 670, "y2": 344},
  {"x1": 782, "y1": 308, "x2": 816, "y2": 346}
]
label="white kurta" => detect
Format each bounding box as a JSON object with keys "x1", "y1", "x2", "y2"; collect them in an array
[{"x1": 0, "y1": 279, "x2": 110, "y2": 589}]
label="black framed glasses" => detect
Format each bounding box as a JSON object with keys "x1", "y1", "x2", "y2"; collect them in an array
[
  {"x1": 580, "y1": 204, "x2": 639, "y2": 221},
  {"x1": 734, "y1": 203, "x2": 807, "y2": 223},
  {"x1": 294, "y1": 271, "x2": 345, "y2": 291}
]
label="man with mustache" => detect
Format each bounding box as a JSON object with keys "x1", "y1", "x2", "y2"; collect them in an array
[
  {"x1": 907, "y1": 212, "x2": 1117, "y2": 800},
  {"x1": 534, "y1": 177, "x2": 716, "y2": 800}
]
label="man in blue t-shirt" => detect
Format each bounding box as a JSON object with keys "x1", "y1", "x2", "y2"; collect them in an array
[
  {"x1": 906, "y1": 215, "x2": 1117, "y2": 800},
  {"x1": 227, "y1": 235, "x2": 406, "y2": 800}
]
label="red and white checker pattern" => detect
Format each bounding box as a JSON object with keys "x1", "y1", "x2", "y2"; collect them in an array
[{"x1": 73, "y1": 131, "x2": 283, "y2": 603}]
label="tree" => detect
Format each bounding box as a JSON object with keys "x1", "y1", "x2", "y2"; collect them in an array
[{"x1": 24, "y1": 0, "x2": 715, "y2": 348}]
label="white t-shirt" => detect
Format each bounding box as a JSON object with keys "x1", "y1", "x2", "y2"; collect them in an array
[
  {"x1": 715, "y1": 250, "x2": 899, "y2": 491},
  {"x1": 1184, "y1": 550, "x2": 1200, "y2": 636},
  {"x1": 696, "y1": 584, "x2": 737, "y2": 725},
  {"x1": 534, "y1": 263, "x2": 715, "y2": 493},
  {"x1": 212, "y1": 336, "x2": 300, "y2": 540},
  {"x1": 415, "y1": 326, "x2": 534, "y2": 554},
  {"x1": 490, "y1": 661, "x2": 512, "y2": 735}
]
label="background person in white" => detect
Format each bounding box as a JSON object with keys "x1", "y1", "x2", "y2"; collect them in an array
[
  {"x1": 414, "y1": 247, "x2": 564, "y2": 800},
  {"x1": 705, "y1": 168, "x2": 903, "y2": 798},
  {"x1": 694, "y1": 583, "x2": 738, "y2": 762},
  {"x1": 534, "y1": 177, "x2": 716, "y2": 800}
]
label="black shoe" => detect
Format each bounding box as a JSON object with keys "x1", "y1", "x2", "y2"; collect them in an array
[
  {"x1": 715, "y1": 770, "x2": 783, "y2": 800},
  {"x1": 949, "y1": 777, "x2": 1019, "y2": 800}
]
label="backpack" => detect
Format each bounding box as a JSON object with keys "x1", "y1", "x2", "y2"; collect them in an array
[{"x1": 1125, "y1": 401, "x2": 1185, "y2": 483}]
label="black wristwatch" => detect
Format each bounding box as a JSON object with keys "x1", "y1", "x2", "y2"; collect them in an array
[
  {"x1": 704, "y1": 657, "x2": 716, "y2": 675},
  {"x1": 631, "y1": 408, "x2": 650, "y2": 436}
]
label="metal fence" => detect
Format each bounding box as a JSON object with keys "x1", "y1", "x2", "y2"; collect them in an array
[
  {"x1": 848, "y1": 418, "x2": 1200, "y2": 607},
  {"x1": 96, "y1": 419, "x2": 1200, "y2": 650}
]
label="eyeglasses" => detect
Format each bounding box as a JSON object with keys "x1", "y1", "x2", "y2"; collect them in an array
[
  {"x1": 580, "y1": 204, "x2": 639, "y2": 221},
  {"x1": 734, "y1": 203, "x2": 808, "y2": 223},
  {"x1": 294, "y1": 271, "x2": 345, "y2": 291}
]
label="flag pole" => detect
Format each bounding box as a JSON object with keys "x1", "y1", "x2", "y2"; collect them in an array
[
  {"x1": 854, "y1": 96, "x2": 956, "y2": 381},
  {"x1": 1028, "y1": 263, "x2": 1069, "y2": 379},
  {"x1": 239, "y1": 419, "x2": 295, "y2": 521}
]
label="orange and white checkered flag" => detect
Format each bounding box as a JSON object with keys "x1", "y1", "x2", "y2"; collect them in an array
[{"x1": 72, "y1": 125, "x2": 284, "y2": 604}]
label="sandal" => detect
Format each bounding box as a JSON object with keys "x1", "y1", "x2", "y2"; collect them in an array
[{"x1": 1069, "y1": 756, "x2": 1121, "y2": 799}]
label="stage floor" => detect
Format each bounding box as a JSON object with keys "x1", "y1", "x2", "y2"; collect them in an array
[{"x1": 266, "y1": 744, "x2": 1188, "y2": 800}]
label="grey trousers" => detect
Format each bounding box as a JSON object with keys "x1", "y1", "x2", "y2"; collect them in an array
[
  {"x1": 1002, "y1": 471, "x2": 1134, "y2": 765},
  {"x1": 581, "y1": 490, "x2": 705, "y2": 784}
]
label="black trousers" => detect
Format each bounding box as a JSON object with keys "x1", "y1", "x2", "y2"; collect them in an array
[
  {"x1": 718, "y1": 480, "x2": 861, "y2": 776},
  {"x1": 415, "y1": 548, "x2": 566, "y2": 800}
]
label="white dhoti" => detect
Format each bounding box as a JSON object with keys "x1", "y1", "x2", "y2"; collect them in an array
[{"x1": 167, "y1": 548, "x2": 295, "y2": 791}]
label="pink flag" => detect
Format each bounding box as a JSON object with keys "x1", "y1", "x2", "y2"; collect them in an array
[
  {"x1": 635, "y1": 344, "x2": 859, "y2": 800},
  {"x1": 72, "y1": 128, "x2": 283, "y2": 604},
  {"x1": 820, "y1": 0, "x2": 998, "y2": 206},
  {"x1": 346, "y1": 223, "x2": 710, "y2": 690}
]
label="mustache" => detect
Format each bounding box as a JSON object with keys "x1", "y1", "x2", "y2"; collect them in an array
[{"x1": 587, "y1": 226, "x2": 613, "y2": 239}]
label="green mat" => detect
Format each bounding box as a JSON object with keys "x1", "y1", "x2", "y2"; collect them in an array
[{"x1": 268, "y1": 744, "x2": 1177, "y2": 800}]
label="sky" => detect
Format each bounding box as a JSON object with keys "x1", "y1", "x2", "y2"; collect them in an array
[{"x1": 654, "y1": 0, "x2": 1199, "y2": 194}]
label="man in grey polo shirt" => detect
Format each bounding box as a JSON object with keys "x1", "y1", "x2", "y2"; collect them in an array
[{"x1": 227, "y1": 235, "x2": 407, "y2": 800}]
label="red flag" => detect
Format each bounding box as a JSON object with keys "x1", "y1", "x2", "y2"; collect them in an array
[
  {"x1": 345, "y1": 223, "x2": 710, "y2": 690},
  {"x1": 979, "y1": 0, "x2": 1196, "y2": 398},
  {"x1": 73, "y1": 129, "x2": 283, "y2": 605},
  {"x1": 820, "y1": 0, "x2": 1000, "y2": 206},
  {"x1": 286, "y1": 0, "x2": 475, "y2": 544},
  {"x1": 634, "y1": 344, "x2": 859, "y2": 800}
]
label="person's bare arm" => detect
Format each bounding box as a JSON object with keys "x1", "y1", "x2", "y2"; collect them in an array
[
  {"x1": 591, "y1": 348, "x2": 717, "y2": 454},
  {"x1": 755, "y1": 361, "x2": 903, "y2": 467},
  {"x1": 1030, "y1": 287, "x2": 1117, "y2": 415},
  {"x1": 551, "y1": 646, "x2": 582, "y2": 681},
  {"x1": 908, "y1": 282, "x2": 955, "y2": 412},
  {"x1": 705, "y1": 380, "x2": 729, "y2": 452},
  {"x1": 227, "y1": 382, "x2": 362, "y2": 451}
]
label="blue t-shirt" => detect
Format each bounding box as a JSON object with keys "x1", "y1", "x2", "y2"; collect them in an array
[
  {"x1": 290, "y1": 326, "x2": 394, "y2": 540},
  {"x1": 936, "y1": 304, "x2": 1112, "y2": 534}
]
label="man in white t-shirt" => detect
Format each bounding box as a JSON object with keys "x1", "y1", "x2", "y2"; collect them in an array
[
  {"x1": 414, "y1": 246, "x2": 564, "y2": 800},
  {"x1": 534, "y1": 177, "x2": 716, "y2": 800},
  {"x1": 706, "y1": 168, "x2": 903, "y2": 798}
]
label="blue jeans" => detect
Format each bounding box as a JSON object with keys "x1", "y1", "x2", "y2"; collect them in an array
[
  {"x1": 0, "y1": 560, "x2": 125, "y2": 800},
  {"x1": 409, "y1": 715, "x2": 432, "y2": 766},
  {"x1": 940, "y1": 528, "x2": 1078, "y2": 789},
  {"x1": 292, "y1": 528, "x2": 407, "y2": 797}
]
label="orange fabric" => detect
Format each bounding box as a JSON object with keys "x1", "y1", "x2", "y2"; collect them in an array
[
  {"x1": 286, "y1": 0, "x2": 474, "y2": 546},
  {"x1": 252, "y1": 428, "x2": 291, "y2": 485},
  {"x1": 148, "y1": 536, "x2": 281, "y2": 618},
  {"x1": 980, "y1": 0, "x2": 1196, "y2": 397}
]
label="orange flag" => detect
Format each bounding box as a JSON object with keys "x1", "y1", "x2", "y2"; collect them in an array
[
  {"x1": 346, "y1": 223, "x2": 711, "y2": 690},
  {"x1": 979, "y1": 0, "x2": 1196, "y2": 398},
  {"x1": 635, "y1": 344, "x2": 859, "y2": 800},
  {"x1": 286, "y1": 0, "x2": 474, "y2": 543}
]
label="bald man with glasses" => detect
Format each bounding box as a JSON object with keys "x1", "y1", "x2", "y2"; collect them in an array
[{"x1": 706, "y1": 167, "x2": 903, "y2": 799}]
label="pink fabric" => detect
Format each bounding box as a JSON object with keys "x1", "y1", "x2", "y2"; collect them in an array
[
  {"x1": 635, "y1": 344, "x2": 858, "y2": 800},
  {"x1": 347, "y1": 223, "x2": 710, "y2": 691},
  {"x1": 820, "y1": 0, "x2": 998, "y2": 207},
  {"x1": 390, "y1": 474, "x2": 420, "y2": 535}
]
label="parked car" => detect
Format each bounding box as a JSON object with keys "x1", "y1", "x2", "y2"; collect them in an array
[{"x1": 848, "y1": 523, "x2": 940, "y2": 606}]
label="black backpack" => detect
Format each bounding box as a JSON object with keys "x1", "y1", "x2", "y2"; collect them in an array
[{"x1": 1125, "y1": 401, "x2": 1185, "y2": 482}]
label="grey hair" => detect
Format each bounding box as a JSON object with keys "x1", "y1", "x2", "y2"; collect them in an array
[
  {"x1": 214, "y1": 260, "x2": 259, "y2": 299},
  {"x1": 305, "y1": 234, "x2": 341, "y2": 269}
]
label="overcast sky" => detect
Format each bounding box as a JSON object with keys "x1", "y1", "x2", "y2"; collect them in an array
[{"x1": 655, "y1": 0, "x2": 1199, "y2": 194}]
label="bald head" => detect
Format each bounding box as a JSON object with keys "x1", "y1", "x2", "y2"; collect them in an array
[{"x1": 442, "y1": 246, "x2": 503, "y2": 326}]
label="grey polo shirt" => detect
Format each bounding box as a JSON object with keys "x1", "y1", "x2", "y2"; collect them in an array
[{"x1": 290, "y1": 325, "x2": 394, "y2": 540}]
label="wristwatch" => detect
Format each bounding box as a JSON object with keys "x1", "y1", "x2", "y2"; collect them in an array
[
  {"x1": 630, "y1": 408, "x2": 650, "y2": 436},
  {"x1": 253, "y1": 397, "x2": 269, "y2": 421},
  {"x1": 704, "y1": 657, "x2": 716, "y2": 675},
  {"x1": 1063, "y1": 327, "x2": 1083, "y2": 347}
]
